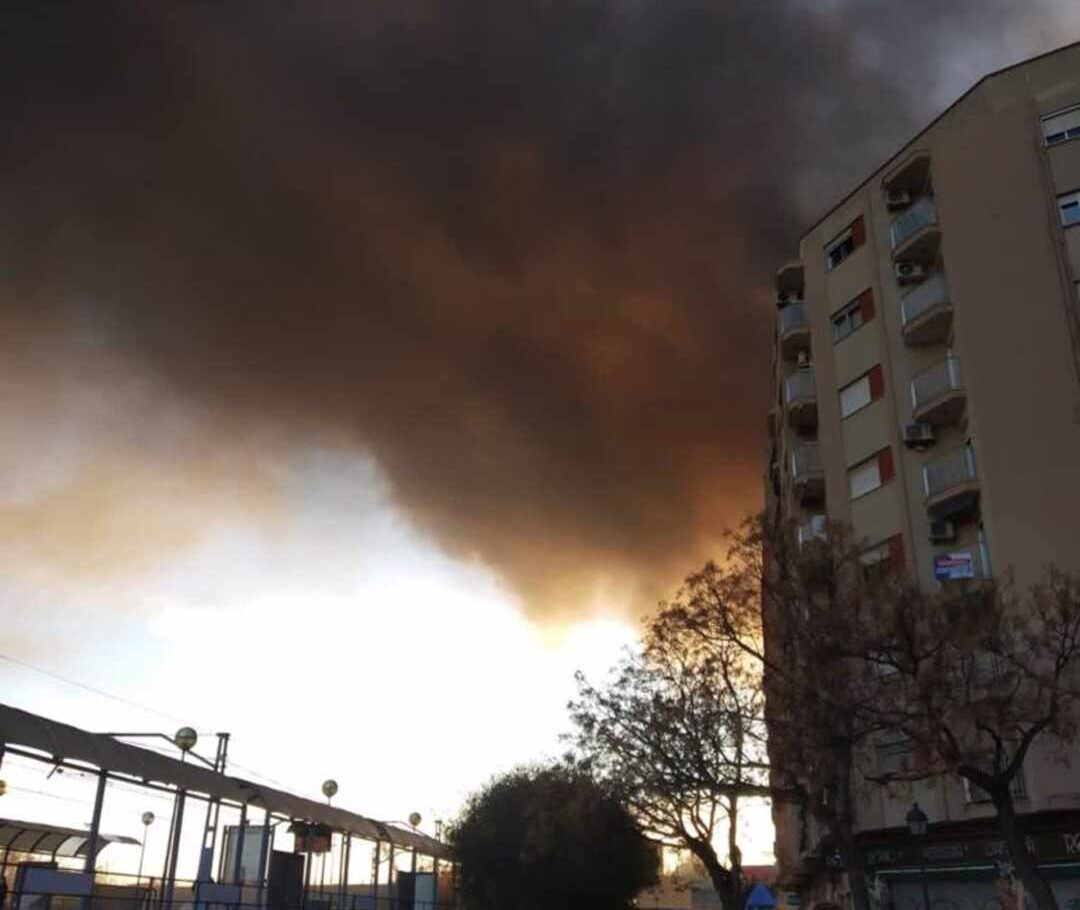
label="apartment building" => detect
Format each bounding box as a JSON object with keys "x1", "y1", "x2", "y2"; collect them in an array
[{"x1": 765, "y1": 42, "x2": 1080, "y2": 910}]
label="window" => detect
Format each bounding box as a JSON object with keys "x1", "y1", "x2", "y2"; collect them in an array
[
  {"x1": 876, "y1": 738, "x2": 913, "y2": 774},
  {"x1": 832, "y1": 289, "x2": 875, "y2": 344},
  {"x1": 964, "y1": 759, "x2": 1028, "y2": 803},
  {"x1": 861, "y1": 534, "x2": 905, "y2": 580},
  {"x1": 848, "y1": 447, "x2": 894, "y2": 500},
  {"x1": 839, "y1": 365, "x2": 884, "y2": 418},
  {"x1": 849, "y1": 457, "x2": 881, "y2": 499},
  {"x1": 824, "y1": 216, "x2": 865, "y2": 271},
  {"x1": 1043, "y1": 104, "x2": 1080, "y2": 146},
  {"x1": 1058, "y1": 190, "x2": 1080, "y2": 227}
]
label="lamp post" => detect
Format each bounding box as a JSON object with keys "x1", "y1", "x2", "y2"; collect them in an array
[
  {"x1": 906, "y1": 802, "x2": 932, "y2": 910},
  {"x1": 137, "y1": 812, "x2": 155, "y2": 884}
]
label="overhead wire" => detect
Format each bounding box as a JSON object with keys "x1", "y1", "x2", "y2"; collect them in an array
[{"x1": 0, "y1": 651, "x2": 316, "y2": 804}]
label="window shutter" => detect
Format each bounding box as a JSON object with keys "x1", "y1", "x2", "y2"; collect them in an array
[
  {"x1": 888, "y1": 534, "x2": 905, "y2": 571},
  {"x1": 878, "y1": 446, "x2": 895, "y2": 483},
  {"x1": 851, "y1": 215, "x2": 866, "y2": 247},
  {"x1": 867, "y1": 364, "x2": 885, "y2": 400},
  {"x1": 860, "y1": 288, "x2": 875, "y2": 319}
]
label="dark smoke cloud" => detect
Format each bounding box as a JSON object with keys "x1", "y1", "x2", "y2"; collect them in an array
[{"x1": 2, "y1": 1, "x2": 1074, "y2": 617}]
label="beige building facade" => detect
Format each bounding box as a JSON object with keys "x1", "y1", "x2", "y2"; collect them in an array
[{"x1": 765, "y1": 41, "x2": 1080, "y2": 910}]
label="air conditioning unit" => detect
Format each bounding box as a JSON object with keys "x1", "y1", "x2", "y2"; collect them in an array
[
  {"x1": 796, "y1": 350, "x2": 811, "y2": 368},
  {"x1": 895, "y1": 261, "x2": 926, "y2": 284},
  {"x1": 903, "y1": 423, "x2": 935, "y2": 448},
  {"x1": 929, "y1": 520, "x2": 956, "y2": 543},
  {"x1": 885, "y1": 189, "x2": 912, "y2": 210}
]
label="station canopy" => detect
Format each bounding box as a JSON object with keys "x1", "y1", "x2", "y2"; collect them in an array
[
  {"x1": 0, "y1": 703, "x2": 450, "y2": 860},
  {"x1": 0, "y1": 817, "x2": 139, "y2": 859}
]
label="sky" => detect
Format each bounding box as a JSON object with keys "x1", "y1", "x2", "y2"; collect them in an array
[{"x1": 4, "y1": 0, "x2": 1080, "y2": 873}]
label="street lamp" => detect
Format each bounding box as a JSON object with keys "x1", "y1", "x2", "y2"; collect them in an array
[
  {"x1": 137, "y1": 812, "x2": 155, "y2": 884},
  {"x1": 906, "y1": 802, "x2": 932, "y2": 910},
  {"x1": 173, "y1": 727, "x2": 198, "y2": 754}
]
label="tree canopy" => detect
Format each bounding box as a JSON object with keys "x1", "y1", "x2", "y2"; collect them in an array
[{"x1": 450, "y1": 765, "x2": 658, "y2": 910}]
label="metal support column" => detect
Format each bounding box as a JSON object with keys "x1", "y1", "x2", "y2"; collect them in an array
[
  {"x1": 232, "y1": 803, "x2": 248, "y2": 884},
  {"x1": 255, "y1": 812, "x2": 273, "y2": 910},
  {"x1": 83, "y1": 771, "x2": 108, "y2": 873},
  {"x1": 387, "y1": 845, "x2": 395, "y2": 910},
  {"x1": 339, "y1": 834, "x2": 351, "y2": 909},
  {"x1": 80, "y1": 770, "x2": 108, "y2": 910},
  {"x1": 199, "y1": 735, "x2": 230, "y2": 883},
  {"x1": 371, "y1": 842, "x2": 381, "y2": 910},
  {"x1": 163, "y1": 791, "x2": 187, "y2": 910}
]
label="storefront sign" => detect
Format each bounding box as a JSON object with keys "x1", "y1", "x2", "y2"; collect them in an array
[{"x1": 864, "y1": 830, "x2": 1080, "y2": 870}]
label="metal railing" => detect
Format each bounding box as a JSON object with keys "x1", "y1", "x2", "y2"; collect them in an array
[
  {"x1": 0, "y1": 864, "x2": 456, "y2": 910},
  {"x1": 911, "y1": 356, "x2": 962, "y2": 412},
  {"x1": 778, "y1": 303, "x2": 808, "y2": 336},
  {"x1": 899, "y1": 273, "x2": 950, "y2": 328},
  {"x1": 923, "y1": 444, "x2": 977, "y2": 500},
  {"x1": 791, "y1": 443, "x2": 822, "y2": 480},
  {"x1": 784, "y1": 368, "x2": 816, "y2": 405},
  {"x1": 890, "y1": 196, "x2": 938, "y2": 250},
  {"x1": 797, "y1": 515, "x2": 827, "y2": 547}
]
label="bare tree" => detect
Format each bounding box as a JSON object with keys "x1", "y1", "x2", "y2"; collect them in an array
[
  {"x1": 867, "y1": 568, "x2": 1080, "y2": 910},
  {"x1": 568, "y1": 594, "x2": 770, "y2": 910},
  {"x1": 666, "y1": 517, "x2": 907, "y2": 910}
]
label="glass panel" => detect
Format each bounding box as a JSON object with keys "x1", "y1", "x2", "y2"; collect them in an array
[
  {"x1": 849, "y1": 458, "x2": 881, "y2": 499},
  {"x1": 839, "y1": 375, "x2": 871, "y2": 418}
]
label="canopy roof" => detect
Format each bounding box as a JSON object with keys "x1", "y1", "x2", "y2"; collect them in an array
[
  {"x1": 0, "y1": 703, "x2": 449, "y2": 860},
  {"x1": 0, "y1": 817, "x2": 138, "y2": 859}
]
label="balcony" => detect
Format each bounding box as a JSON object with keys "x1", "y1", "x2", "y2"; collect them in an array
[
  {"x1": 791, "y1": 443, "x2": 824, "y2": 503},
  {"x1": 883, "y1": 150, "x2": 931, "y2": 195},
  {"x1": 899, "y1": 273, "x2": 952, "y2": 345},
  {"x1": 890, "y1": 197, "x2": 941, "y2": 263},
  {"x1": 797, "y1": 514, "x2": 827, "y2": 548},
  {"x1": 911, "y1": 356, "x2": 965, "y2": 426},
  {"x1": 784, "y1": 368, "x2": 818, "y2": 432},
  {"x1": 923, "y1": 444, "x2": 979, "y2": 519},
  {"x1": 778, "y1": 303, "x2": 811, "y2": 360},
  {"x1": 776, "y1": 261, "x2": 804, "y2": 298}
]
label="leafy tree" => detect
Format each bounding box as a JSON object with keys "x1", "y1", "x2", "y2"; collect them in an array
[
  {"x1": 568, "y1": 590, "x2": 770, "y2": 910},
  {"x1": 450, "y1": 765, "x2": 657, "y2": 910}
]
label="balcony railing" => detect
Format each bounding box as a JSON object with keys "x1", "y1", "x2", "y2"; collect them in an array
[
  {"x1": 911, "y1": 356, "x2": 963, "y2": 412},
  {"x1": 923, "y1": 444, "x2": 977, "y2": 501},
  {"x1": 899, "y1": 273, "x2": 950, "y2": 329},
  {"x1": 791, "y1": 443, "x2": 822, "y2": 479},
  {"x1": 797, "y1": 514, "x2": 827, "y2": 547},
  {"x1": 778, "y1": 303, "x2": 808, "y2": 336},
  {"x1": 890, "y1": 197, "x2": 938, "y2": 250},
  {"x1": 784, "y1": 368, "x2": 816, "y2": 405}
]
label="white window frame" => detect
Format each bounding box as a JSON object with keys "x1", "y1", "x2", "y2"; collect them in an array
[
  {"x1": 1058, "y1": 190, "x2": 1080, "y2": 227},
  {"x1": 848, "y1": 454, "x2": 882, "y2": 500},
  {"x1": 1043, "y1": 104, "x2": 1080, "y2": 146},
  {"x1": 839, "y1": 374, "x2": 872, "y2": 419},
  {"x1": 831, "y1": 298, "x2": 865, "y2": 344},
  {"x1": 824, "y1": 227, "x2": 855, "y2": 272}
]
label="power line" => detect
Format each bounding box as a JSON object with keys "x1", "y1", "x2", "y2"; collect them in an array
[
  {"x1": 0, "y1": 651, "x2": 193, "y2": 727},
  {"x1": 0, "y1": 651, "x2": 301, "y2": 799}
]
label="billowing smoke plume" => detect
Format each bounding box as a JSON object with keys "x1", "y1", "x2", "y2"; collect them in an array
[{"x1": 2, "y1": 1, "x2": 1075, "y2": 616}]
